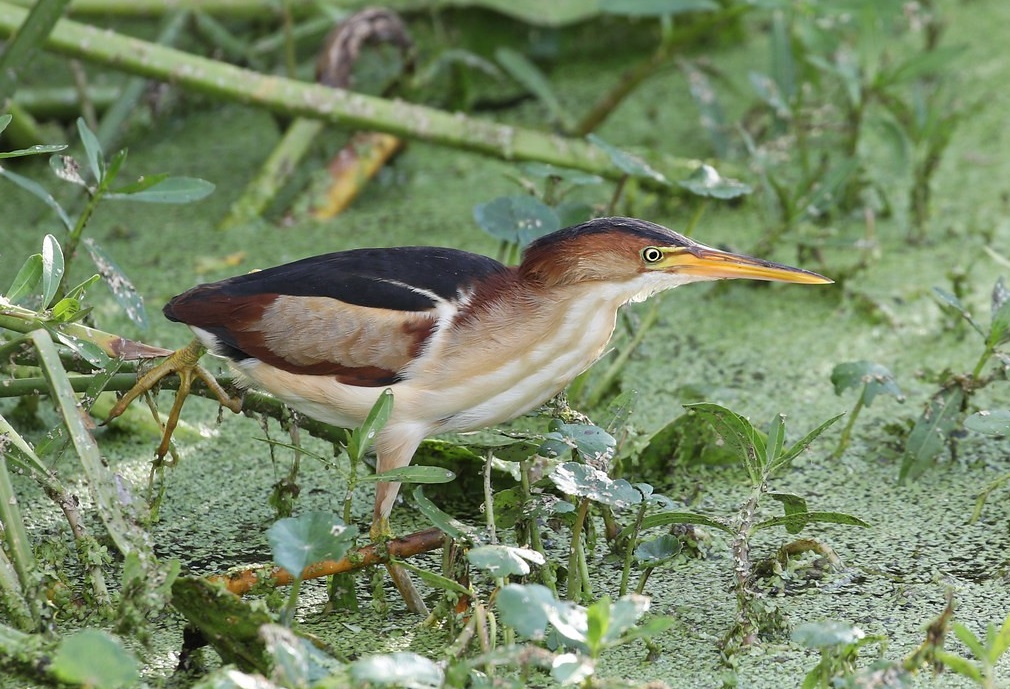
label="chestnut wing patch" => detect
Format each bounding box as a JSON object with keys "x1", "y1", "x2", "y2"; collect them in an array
[{"x1": 164, "y1": 246, "x2": 508, "y2": 387}]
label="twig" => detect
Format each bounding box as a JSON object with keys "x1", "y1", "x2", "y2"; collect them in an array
[
  {"x1": 0, "y1": 2, "x2": 698, "y2": 186},
  {"x1": 211, "y1": 526, "x2": 444, "y2": 595}
]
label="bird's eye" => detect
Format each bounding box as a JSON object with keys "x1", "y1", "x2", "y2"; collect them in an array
[{"x1": 641, "y1": 247, "x2": 663, "y2": 263}]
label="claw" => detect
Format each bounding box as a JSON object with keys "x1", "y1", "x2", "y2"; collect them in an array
[{"x1": 106, "y1": 339, "x2": 242, "y2": 459}]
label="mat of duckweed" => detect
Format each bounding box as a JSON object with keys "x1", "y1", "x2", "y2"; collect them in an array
[{"x1": 3, "y1": 2, "x2": 1010, "y2": 687}]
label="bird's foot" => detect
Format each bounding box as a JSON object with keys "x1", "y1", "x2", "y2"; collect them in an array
[
  {"x1": 106, "y1": 339, "x2": 242, "y2": 459},
  {"x1": 370, "y1": 517, "x2": 429, "y2": 615}
]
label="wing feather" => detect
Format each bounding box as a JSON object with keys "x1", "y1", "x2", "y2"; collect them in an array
[{"x1": 164, "y1": 246, "x2": 508, "y2": 387}]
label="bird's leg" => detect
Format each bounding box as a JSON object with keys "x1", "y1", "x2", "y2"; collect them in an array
[
  {"x1": 106, "y1": 339, "x2": 242, "y2": 459},
  {"x1": 371, "y1": 433, "x2": 429, "y2": 614}
]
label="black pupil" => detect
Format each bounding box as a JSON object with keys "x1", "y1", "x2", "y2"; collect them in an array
[{"x1": 645, "y1": 248, "x2": 660, "y2": 262}]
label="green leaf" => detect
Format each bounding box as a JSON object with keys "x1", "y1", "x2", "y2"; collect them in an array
[
  {"x1": 831, "y1": 361, "x2": 905, "y2": 406},
  {"x1": 771, "y1": 413, "x2": 844, "y2": 475},
  {"x1": 684, "y1": 403, "x2": 766, "y2": 484},
  {"x1": 619, "y1": 510, "x2": 733, "y2": 539},
  {"x1": 396, "y1": 559, "x2": 471, "y2": 596},
  {"x1": 412, "y1": 486, "x2": 481, "y2": 543},
  {"x1": 934, "y1": 651, "x2": 982, "y2": 682},
  {"x1": 77, "y1": 117, "x2": 105, "y2": 183},
  {"x1": 933, "y1": 287, "x2": 985, "y2": 336},
  {"x1": 766, "y1": 414, "x2": 785, "y2": 463},
  {"x1": 347, "y1": 389, "x2": 393, "y2": 462},
  {"x1": 551, "y1": 652, "x2": 595, "y2": 685},
  {"x1": 83, "y1": 239, "x2": 148, "y2": 329},
  {"x1": 350, "y1": 652, "x2": 444, "y2": 689},
  {"x1": 467, "y1": 544, "x2": 545, "y2": 577},
  {"x1": 495, "y1": 47, "x2": 574, "y2": 132},
  {"x1": 0, "y1": 167, "x2": 73, "y2": 231},
  {"x1": 964, "y1": 410, "x2": 1010, "y2": 436},
  {"x1": 952, "y1": 622, "x2": 987, "y2": 662},
  {"x1": 0, "y1": 113, "x2": 10, "y2": 134},
  {"x1": 633, "y1": 534, "x2": 682, "y2": 565},
  {"x1": 900, "y1": 387, "x2": 965, "y2": 482},
  {"x1": 473, "y1": 195, "x2": 560, "y2": 247},
  {"x1": 792, "y1": 621, "x2": 866, "y2": 648},
  {"x1": 40, "y1": 234, "x2": 64, "y2": 309},
  {"x1": 587, "y1": 134, "x2": 668, "y2": 185},
  {"x1": 50, "y1": 328, "x2": 111, "y2": 368},
  {"x1": 754, "y1": 510, "x2": 870, "y2": 532},
  {"x1": 361, "y1": 465, "x2": 456, "y2": 484},
  {"x1": 0, "y1": 143, "x2": 67, "y2": 159},
  {"x1": 549, "y1": 462, "x2": 642, "y2": 510},
  {"x1": 677, "y1": 164, "x2": 752, "y2": 199},
  {"x1": 497, "y1": 583, "x2": 557, "y2": 638},
  {"x1": 600, "y1": 594, "x2": 650, "y2": 646},
  {"x1": 106, "y1": 175, "x2": 215, "y2": 203},
  {"x1": 265, "y1": 512, "x2": 357, "y2": 580},
  {"x1": 585, "y1": 596, "x2": 610, "y2": 654},
  {"x1": 989, "y1": 609, "x2": 1010, "y2": 663},
  {"x1": 5, "y1": 253, "x2": 42, "y2": 302},
  {"x1": 988, "y1": 277, "x2": 1010, "y2": 347},
  {"x1": 101, "y1": 148, "x2": 128, "y2": 190},
  {"x1": 519, "y1": 162, "x2": 603, "y2": 186},
  {"x1": 51, "y1": 629, "x2": 139, "y2": 689},
  {"x1": 599, "y1": 0, "x2": 718, "y2": 16},
  {"x1": 541, "y1": 422, "x2": 616, "y2": 462},
  {"x1": 767, "y1": 491, "x2": 808, "y2": 535},
  {"x1": 110, "y1": 171, "x2": 169, "y2": 195}
]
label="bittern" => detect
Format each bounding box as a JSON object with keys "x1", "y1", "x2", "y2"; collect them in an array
[{"x1": 112, "y1": 216, "x2": 829, "y2": 612}]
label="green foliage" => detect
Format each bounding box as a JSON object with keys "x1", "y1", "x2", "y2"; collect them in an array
[
  {"x1": 793, "y1": 621, "x2": 885, "y2": 689},
  {"x1": 830, "y1": 360, "x2": 904, "y2": 458},
  {"x1": 899, "y1": 278, "x2": 1010, "y2": 481},
  {"x1": 50, "y1": 629, "x2": 139, "y2": 689}
]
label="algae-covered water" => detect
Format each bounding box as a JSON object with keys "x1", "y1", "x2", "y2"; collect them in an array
[{"x1": 2, "y1": 1, "x2": 1009, "y2": 687}]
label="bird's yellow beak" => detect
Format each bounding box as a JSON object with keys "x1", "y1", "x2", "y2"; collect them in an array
[{"x1": 656, "y1": 246, "x2": 832, "y2": 284}]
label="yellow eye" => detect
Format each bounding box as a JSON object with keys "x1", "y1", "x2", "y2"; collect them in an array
[{"x1": 641, "y1": 247, "x2": 663, "y2": 263}]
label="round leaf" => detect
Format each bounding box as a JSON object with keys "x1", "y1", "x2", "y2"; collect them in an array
[
  {"x1": 51, "y1": 630, "x2": 139, "y2": 689},
  {"x1": 467, "y1": 544, "x2": 545, "y2": 576},
  {"x1": 830, "y1": 360, "x2": 904, "y2": 406},
  {"x1": 266, "y1": 512, "x2": 357, "y2": 580},
  {"x1": 677, "y1": 164, "x2": 752, "y2": 199},
  {"x1": 350, "y1": 652, "x2": 444, "y2": 689},
  {"x1": 473, "y1": 195, "x2": 560, "y2": 247},
  {"x1": 792, "y1": 621, "x2": 866, "y2": 649},
  {"x1": 965, "y1": 410, "x2": 1010, "y2": 436},
  {"x1": 549, "y1": 462, "x2": 642, "y2": 509},
  {"x1": 497, "y1": 583, "x2": 558, "y2": 638},
  {"x1": 634, "y1": 534, "x2": 682, "y2": 565}
]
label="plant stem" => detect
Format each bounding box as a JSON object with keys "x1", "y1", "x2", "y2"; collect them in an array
[
  {"x1": 0, "y1": 3, "x2": 698, "y2": 186},
  {"x1": 483, "y1": 451, "x2": 497, "y2": 545},
  {"x1": 566, "y1": 497, "x2": 590, "y2": 602},
  {"x1": 619, "y1": 500, "x2": 648, "y2": 597},
  {"x1": 0, "y1": 451, "x2": 40, "y2": 630},
  {"x1": 96, "y1": 9, "x2": 189, "y2": 151},
  {"x1": 30, "y1": 330, "x2": 148, "y2": 557},
  {"x1": 0, "y1": 0, "x2": 73, "y2": 106},
  {"x1": 831, "y1": 394, "x2": 864, "y2": 460}
]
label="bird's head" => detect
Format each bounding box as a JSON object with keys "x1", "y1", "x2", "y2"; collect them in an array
[{"x1": 519, "y1": 217, "x2": 831, "y2": 298}]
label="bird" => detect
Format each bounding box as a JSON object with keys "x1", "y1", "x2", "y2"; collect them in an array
[{"x1": 109, "y1": 216, "x2": 830, "y2": 612}]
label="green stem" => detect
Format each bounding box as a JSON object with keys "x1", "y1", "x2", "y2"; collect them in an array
[
  {"x1": 59, "y1": 187, "x2": 103, "y2": 297},
  {"x1": 566, "y1": 497, "x2": 590, "y2": 602},
  {"x1": 0, "y1": 2, "x2": 697, "y2": 185},
  {"x1": 281, "y1": 578, "x2": 302, "y2": 626},
  {"x1": 682, "y1": 198, "x2": 708, "y2": 237},
  {"x1": 30, "y1": 330, "x2": 148, "y2": 557},
  {"x1": 0, "y1": 450, "x2": 40, "y2": 630},
  {"x1": 96, "y1": 9, "x2": 189, "y2": 151},
  {"x1": 971, "y1": 345, "x2": 993, "y2": 382},
  {"x1": 619, "y1": 500, "x2": 648, "y2": 597},
  {"x1": 831, "y1": 394, "x2": 864, "y2": 460},
  {"x1": 0, "y1": 0, "x2": 73, "y2": 105},
  {"x1": 484, "y1": 451, "x2": 497, "y2": 545}
]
